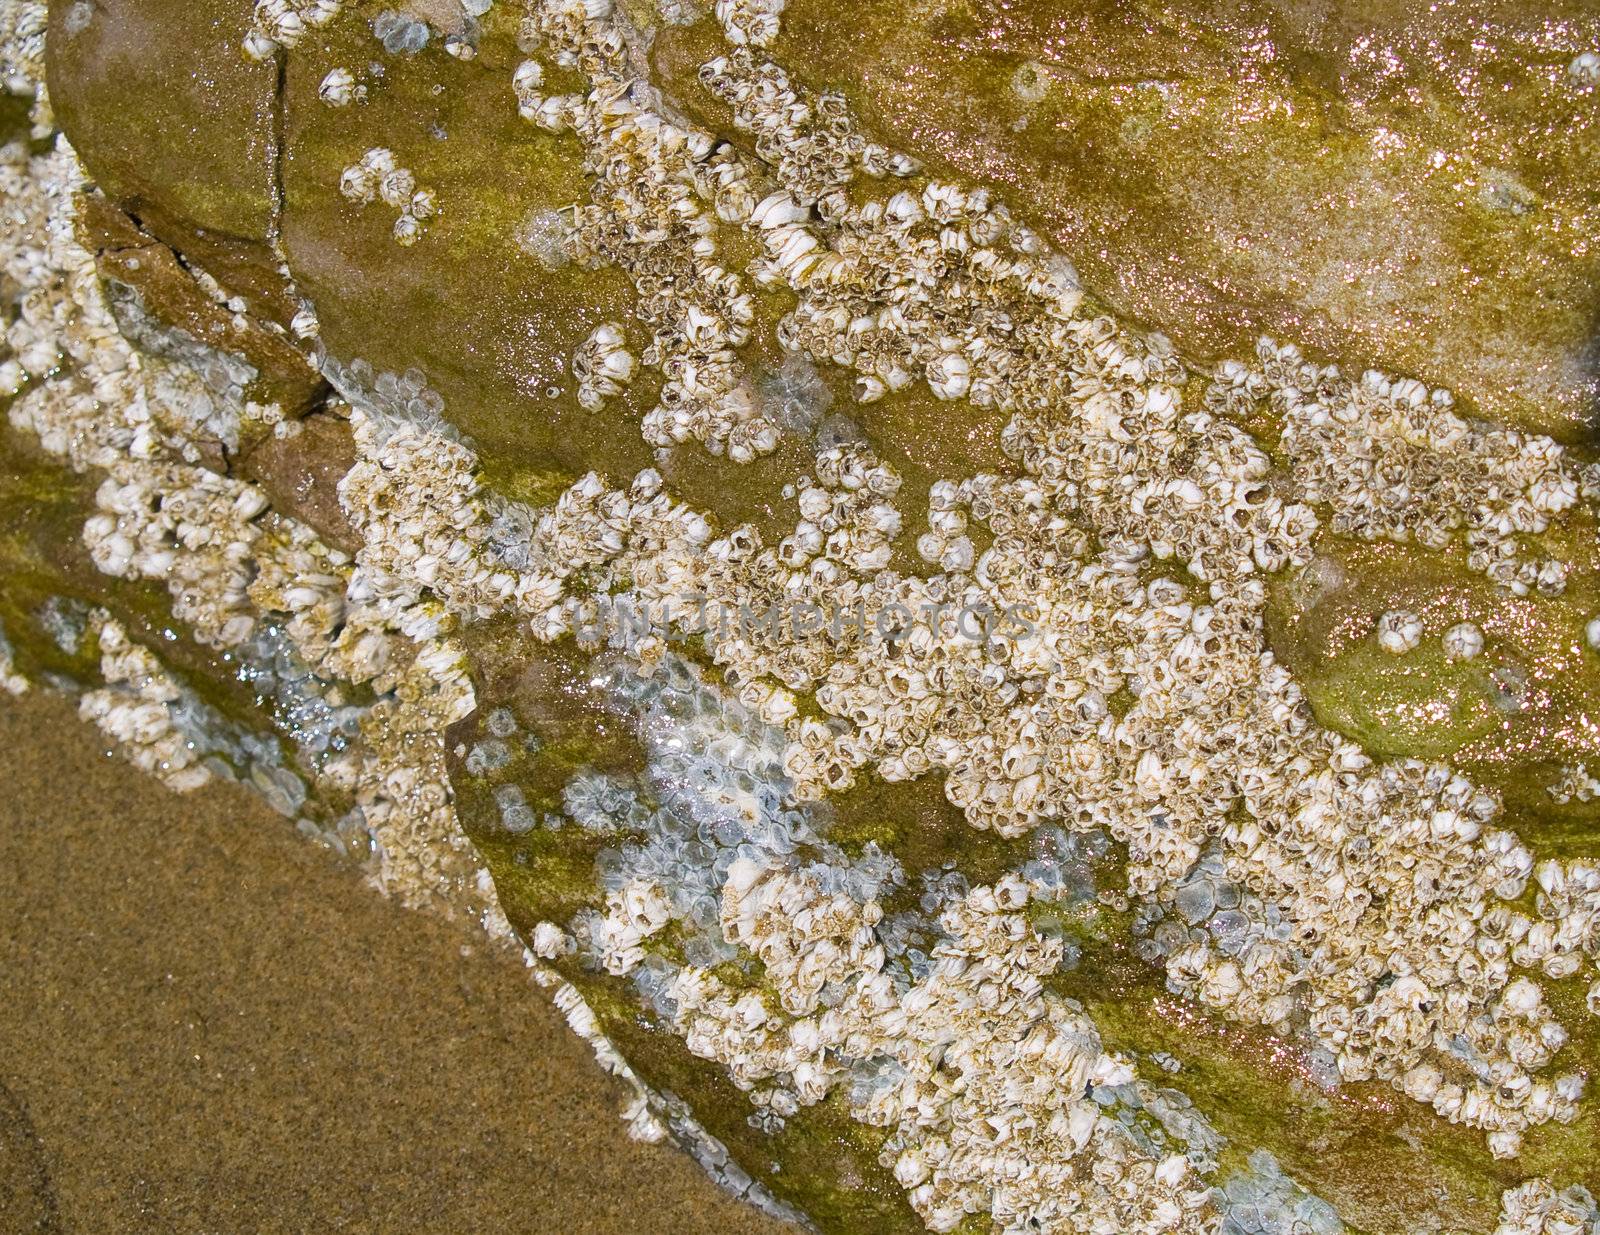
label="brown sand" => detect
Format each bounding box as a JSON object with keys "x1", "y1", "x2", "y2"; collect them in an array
[{"x1": 0, "y1": 689, "x2": 793, "y2": 1235}]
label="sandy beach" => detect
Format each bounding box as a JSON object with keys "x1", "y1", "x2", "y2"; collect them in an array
[{"x1": 0, "y1": 688, "x2": 792, "y2": 1235}]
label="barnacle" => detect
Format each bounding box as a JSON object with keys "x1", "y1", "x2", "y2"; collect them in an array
[
  {"x1": 318, "y1": 65, "x2": 364, "y2": 105},
  {"x1": 1376, "y1": 609, "x2": 1424, "y2": 655},
  {"x1": 1443, "y1": 622, "x2": 1486, "y2": 662}
]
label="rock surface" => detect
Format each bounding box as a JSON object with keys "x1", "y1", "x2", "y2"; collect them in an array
[
  {"x1": 12, "y1": 0, "x2": 1600, "y2": 1231},
  {"x1": 745, "y1": 0, "x2": 1600, "y2": 440}
]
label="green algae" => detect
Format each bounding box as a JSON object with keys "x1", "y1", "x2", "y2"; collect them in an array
[
  {"x1": 828, "y1": 770, "x2": 1033, "y2": 888},
  {"x1": 1266, "y1": 534, "x2": 1600, "y2": 851}
]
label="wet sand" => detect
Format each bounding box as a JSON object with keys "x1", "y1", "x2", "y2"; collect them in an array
[{"x1": 0, "y1": 689, "x2": 793, "y2": 1235}]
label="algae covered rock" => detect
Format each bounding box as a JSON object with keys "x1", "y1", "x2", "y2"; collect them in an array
[
  {"x1": 728, "y1": 0, "x2": 1600, "y2": 440},
  {"x1": 12, "y1": 0, "x2": 1600, "y2": 1231},
  {"x1": 44, "y1": 0, "x2": 292, "y2": 315}
]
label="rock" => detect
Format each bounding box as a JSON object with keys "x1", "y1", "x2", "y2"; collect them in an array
[
  {"x1": 78, "y1": 192, "x2": 327, "y2": 432},
  {"x1": 690, "y1": 0, "x2": 1600, "y2": 440},
  {"x1": 19, "y1": 0, "x2": 1600, "y2": 1229},
  {"x1": 0, "y1": 423, "x2": 280, "y2": 729},
  {"x1": 237, "y1": 409, "x2": 362, "y2": 552},
  {"x1": 277, "y1": 7, "x2": 650, "y2": 492},
  {"x1": 44, "y1": 0, "x2": 296, "y2": 323}
]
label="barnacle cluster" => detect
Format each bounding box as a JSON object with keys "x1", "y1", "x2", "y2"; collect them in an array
[
  {"x1": 79, "y1": 612, "x2": 241, "y2": 791},
  {"x1": 1549, "y1": 765, "x2": 1600, "y2": 807},
  {"x1": 1495, "y1": 1180, "x2": 1600, "y2": 1235},
  {"x1": 541, "y1": 657, "x2": 1218, "y2": 1230},
  {"x1": 0, "y1": 131, "x2": 485, "y2": 917},
  {"x1": 330, "y1": 0, "x2": 1600, "y2": 1198},
  {"x1": 510, "y1": 10, "x2": 781, "y2": 462},
  {"x1": 6, "y1": 0, "x2": 1600, "y2": 1228},
  {"x1": 572, "y1": 321, "x2": 637, "y2": 411},
  {"x1": 339, "y1": 147, "x2": 438, "y2": 245},
  {"x1": 243, "y1": 0, "x2": 339, "y2": 58},
  {"x1": 1232, "y1": 339, "x2": 1593, "y2": 596}
]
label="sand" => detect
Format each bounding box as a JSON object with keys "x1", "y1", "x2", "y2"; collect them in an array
[{"x1": 0, "y1": 689, "x2": 794, "y2": 1235}]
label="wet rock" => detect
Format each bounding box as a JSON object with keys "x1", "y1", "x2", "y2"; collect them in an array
[
  {"x1": 0, "y1": 423, "x2": 272, "y2": 723},
  {"x1": 706, "y1": 0, "x2": 1600, "y2": 439},
  {"x1": 44, "y1": 0, "x2": 296, "y2": 322},
  {"x1": 78, "y1": 193, "x2": 326, "y2": 431},
  {"x1": 237, "y1": 410, "x2": 362, "y2": 551},
  {"x1": 27, "y1": 0, "x2": 1600, "y2": 1228},
  {"x1": 277, "y1": 8, "x2": 650, "y2": 490}
]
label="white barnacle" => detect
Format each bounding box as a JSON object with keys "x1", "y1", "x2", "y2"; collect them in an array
[
  {"x1": 1570, "y1": 51, "x2": 1600, "y2": 87},
  {"x1": 393, "y1": 212, "x2": 422, "y2": 246},
  {"x1": 922, "y1": 181, "x2": 967, "y2": 223},
  {"x1": 1586, "y1": 614, "x2": 1600, "y2": 651},
  {"x1": 574, "y1": 322, "x2": 637, "y2": 410},
  {"x1": 318, "y1": 66, "x2": 365, "y2": 107},
  {"x1": 884, "y1": 151, "x2": 918, "y2": 177},
  {"x1": 339, "y1": 161, "x2": 377, "y2": 203},
  {"x1": 242, "y1": 27, "x2": 278, "y2": 58},
  {"x1": 884, "y1": 191, "x2": 923, "y2": 228},
  {"x1": 531, "y1": 94, "x2": 579, "y2": 132},
  {"x1": 379, "y1": 166, "x2": 417, "y2": 208},
  {"x1": 926, "y1": 350, "x2": 971, "y2": 400},
  {"x1": 1442, "y1": 622, "x2": 1483, "y2": 662},
  {"x1": 301, "y1": 0, "x2": 338, "y2": 26},
  {"x1": 767, "y1": 224, "x2": 820, "y2": 280},
  {"x1": 531, "y1": 920, "x2": 572, "y2": 959},
  {"x1": 512, "y1": 57, "x2": 544, "y2": 100},
  {"x1": 290, "y1": 306, "x2": 320, "y2": 339},
  {"x1": 750, "y1": 191, "x2": 806, "y2": 230},
  {"x1": 1376, "y1": 609, "x2": 1423, "y2": 655},
  {"x1": 361, "y1": 146, "x2": 399, "y2": 176},
  {"x1": 1501, "y1": 977, "x2": 1543, "y2": 1018},
  {"x1": 1485, "y1": 1130, "x2": 1522, "y2": 1161},
  {"x1": 1010, "y1": 59, "x2": 1050, "y2": 104}
]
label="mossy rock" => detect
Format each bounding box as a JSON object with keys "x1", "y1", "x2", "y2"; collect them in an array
[
  {"x1": 647, "y1": 0, "x2": 1600, "y2": 440},
  {"x1": 0, "y1": 423, "x2": 296, "y2": 741},
  {"x1": 1268, "y1": 534, "x2": 1600, "y2": 853},
  {"x1": 278, "y1": 0, "x2": 690, "y2": 494},
  {"x1": 45, "y1": 0, "x2": 295, "y2": 320}
]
